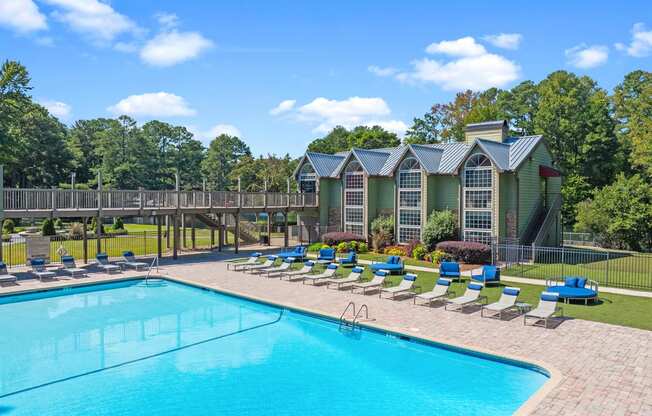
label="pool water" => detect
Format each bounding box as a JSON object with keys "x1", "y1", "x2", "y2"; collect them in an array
[{"x1": 0, "y1": 280, "x2": 547, "y2": 415}]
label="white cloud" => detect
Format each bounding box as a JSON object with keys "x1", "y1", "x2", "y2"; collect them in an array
[
  {"x1": 206, "y1": 124, "x2": 242, "y2": 138},
  {"x1": 565, "y1": 44, "x2": 609, "y2": 69},
  {"x1": 44, "y1": 0, "x2": 140, "y2": 43},
  {"x1": 368, "y1": 65, "x2": 398, "y2": 77},
  {"x1": 425, "y1": 36, "x2": 486, "y2": 56},
  {"x1": 364, "y1": 120, "x2": 408, "y2": 136},
  {"x1": 482, "y1": 33, "x2": 522, "y2": 50},
  {"x1": 114, "y1": 41, "x2": 138, "y2": 53},
  {"x1": 0, "y1": 0, "x2": 47, "y2": 33},
  {"x1": 40, "y1": 100, "x2": 71, "y2": 119},
  {"x1": 269, "y1": 99, "x2": 296, "y2": 115},
  {"x1": 398, "y1": 53, "x2": 520, "y2": 91},
  {"x1": 155, "y1": 12, "x2": 179, "y2": 29},
  {"x1": 616, "y1": 23, "x2": 652, "y2": 57},
  {"x1": 107, "y1": 92, "x2": 196, "y2": 117},
  {"x1": 140, "y1": 30, "x2": 213, "y2": 66}
]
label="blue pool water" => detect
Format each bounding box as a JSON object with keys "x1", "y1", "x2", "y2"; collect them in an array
[{"x1": 0, "y1": 280, "x2": 547, "y2": 415}]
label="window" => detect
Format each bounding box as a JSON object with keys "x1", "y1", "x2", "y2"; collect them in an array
[
  {"x1": 397, "y1": 157, "x2": 422, "y2": 244},
  {"x1": 463, "y1": 154, "x2": 493, "y2": 244},
  {"x1": 299, "y1": 164, "x2": 316, "y2": 193},
  {"x1": 344, "y1": 160, "x2": 364, "y2": 236}
]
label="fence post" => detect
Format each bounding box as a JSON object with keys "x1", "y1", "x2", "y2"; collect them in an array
[
  {"x1": 144, "y1": 230, "x2": 147, "y2": 255},
  {"x1": 82, "y1": 218, "x2": 88, "y2": 264},
  {"x1": 605, "y1": 251, "x2": 610, "y2": 287},
  {"x1": 561, "y1": 248, "x2": 565, "y2": 278}
]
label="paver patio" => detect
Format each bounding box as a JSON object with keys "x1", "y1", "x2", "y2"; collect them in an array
[{"x1": 1, "y1": 252, "x2": 650, "y2": 415}]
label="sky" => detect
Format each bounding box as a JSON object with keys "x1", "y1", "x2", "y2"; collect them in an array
[{"x1": 1, "y1": 0, "x2": 651, "y2": 157}]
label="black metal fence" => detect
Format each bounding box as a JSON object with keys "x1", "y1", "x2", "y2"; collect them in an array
[{"x1": 493, "y1": 244, "x2": 652, "y2": 291}]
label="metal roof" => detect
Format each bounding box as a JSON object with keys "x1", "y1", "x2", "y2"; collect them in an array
[
  {"x1": 299, "y1": 134, "x2": 546, "y2": 178},
  {"x1": 465, "y1": 120, "x2": 508, "y2": 131}
]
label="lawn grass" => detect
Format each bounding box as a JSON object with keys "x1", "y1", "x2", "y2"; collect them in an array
[{"x1": 246, "y1": 259, "x2": 652, "y2": 331}]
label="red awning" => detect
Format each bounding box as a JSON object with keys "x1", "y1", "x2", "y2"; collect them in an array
[{"x1": 539, "y1": 165, "x2": 561, "y2": 177}]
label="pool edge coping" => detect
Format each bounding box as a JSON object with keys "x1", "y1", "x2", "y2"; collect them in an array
[{"x1": 0, "y1": 273, "x2": 563, "y2": 416}]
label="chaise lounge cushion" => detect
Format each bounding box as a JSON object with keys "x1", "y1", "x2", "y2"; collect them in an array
[
  {"x1": 370, "y1": 256, "x2": 404, "y2": 273},
  {"x1": 564, "y1": 277, "x2": 578, "y2": 287},
  {"x1": 546, "y1": 285, "x2": 597, "y2": 299}
]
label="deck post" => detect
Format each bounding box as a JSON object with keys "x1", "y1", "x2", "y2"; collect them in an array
[
  {"x1": 157, "y1": 215, "x2": 162, "y2": 259},
  {"x1": 234, "y1": 212, "x2": 240, "y2": 254},
  {"x1": 96, "y1": 171, "x2": 102, "y2": 255},
  {"x1": 173, "y1": 215, "x2": 179, "y2": 260},
  {"x1": 210, "y1": 226, "x2": 215, "y2": 249},
  {"x1": 182, "y1": 213, "x2": 186, "y2": 248},
  {"x1": 0, "y1": 165, "x2": 4, "y2": 263},
  {"x1": 284, "y1": 211, "x2": 289, "y2": 248},
  {"x1": 166, "y1": 215, "x2": 170, "y2": 248},
  {"x1": 267, "y1": 211, "x2": 272, "y2": 246},
  {"x1": 191, "y1": 214, "x2": 196, "y2": 249},
  {"x1": 217, "y1": 213, "x2": 223, "y2": 252},
  {"x1": 82, "y1": 217, "x2": 88, "y2": 264}
]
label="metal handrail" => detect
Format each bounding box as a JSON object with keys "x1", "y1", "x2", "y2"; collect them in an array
[
  {"x1": 533, "y1": 194, "x2": 562, "y2": 247},
  {"x1": 339, "y1": 301, "x2": 368, "y2": 330},
  {"x1": 339, "y1": 301, "x2": 355, "y2": 323},
  {"x1": 352, "y1": 304, "x2": 368, "y2": 325},
  {"x1": 144, "y1": 256, "x2": 160, "y2": 284}
]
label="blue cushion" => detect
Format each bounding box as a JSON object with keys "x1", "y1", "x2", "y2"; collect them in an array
[
  {"x1": 123, "y1": 251, "x2": 134, "y2": 257},
  {"x1": 31, "y1": 258, "x2": 45, "y2": 265},
  {"x1": 540, "y1": 293, "x2": 559, "y2": 302},
  {"x1": 404, "y1": 274, "x2": 417, "y2": 281},
  {"x1": 96, "y1": 253, "x2": 108, "y2": 259},
  {"x1": 267, "y1": 255, "x2": 277, "y2": 260},
  {"x1": 0, "y1": 261, "x2": 6, "y2": 268},
  {"x1": 62, "y1": 256, "x2": 74, "y2": 262},
  {"x1": 503, "y1": 287, "x2": 520, "y2": 296},
  {"x1": 304, "y1": 261, "x2": 315, "y2": 266},
  {"x1": 436, "y1": 278, "x2": 451, "y2": 286},
  {"x1": 375, "y1": 270, "x2": 388, "y2": 277},
  {"x1": 546, "y1": 286, "x2": 597, "y2": 299},
  {"x1": 440, "y1": 261, "x2": 460, "y2": 272},
  {"x1": 370, "y1": 263, "x2": 403, "y2": 272},
  {"x1": 252, "y1": 252, "x2": 262, "y2": 257},
  {"x1": 468, "y1": 283, "x2": 483, "y2": 291},
  {"x1": 564, "y1": 277, "x2": 578, "y2": 287},
  {"x1": 352, "y1": 267, "x2": 364, "y2": 273},
  {"x1": 327, "y1": 264, "x2": 338, "y2": 270},
  {"x1": 576, "y1": 278, "x2": 587, "y2": 288}
]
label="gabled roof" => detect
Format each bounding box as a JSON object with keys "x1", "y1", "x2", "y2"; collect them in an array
[
  {"x1": 465, "y1": 120, "x2": 508, "y2": 131},
  {"x1": 451, "y1": 135, "x2": 544, "y2": 173},
  {"x1": 351, "y1": 148, "x2": 391, "y2": 175},
  {"x1": 293, "y1": 152, "x2": 345, "y2": 177},
  {"x1": 508, "y1": 135, "x2": 543, "y2": 170}
]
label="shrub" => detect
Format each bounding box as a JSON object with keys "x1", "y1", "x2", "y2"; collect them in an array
[
  {"x1": 54, "y1": 218, "x2": 64, "y2": 229},
  {"x1": 2, "y1": 219, "x2": 15, "y2": 234},
  {"x1": 336, "y1": 242, "x2": 350, "y2": 253},
  {"x1": 370, "y1": 215, "x2": 394, "y2": 250},
  {"x1": 69, "y1": 222, "x2": 84, "y2": 238},
  {"x1": 307, "y1": 242, "x2": 326, "y2": 252},
  {"x1": 383, "y1": 245, "x2": 407, "y2": 256},
  {"x1": 41, "y1": 219, "x2": 56, "y2": 236},
  {"x1": 321, "y1": 231, "x2": 365, "y2": 246},
  {"x1": 435, "y1": 241, "x2": 490, "y2": 264},
  {"x1": 428, "y1": 249, "x2": 448, "y2": 264},
  {"x1": 90, "y1": 217, "x2": 105, "y2": 234},
  {"x1": 412, "y1": 244, "x2": 428, "y2": 260},
  {"x1": 357, "y1": 242, "x2": 368, "y2": 253},
  {"x1": 422, "y1": 210, "x2": 458, "y2": 250},
  {"x1": 112, "y1": 217, "x2": 125, "y2": 231},
  {"x1": 404, "y1": 240, "x2": 421, "y2": 257},
  {"x1": 371, "y1": 230, "x2": 392, "y2": 251}
]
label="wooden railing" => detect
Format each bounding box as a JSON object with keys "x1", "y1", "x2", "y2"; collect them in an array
[{"x1": 1, "y1": 188, "x2": 318, "y2": 212}]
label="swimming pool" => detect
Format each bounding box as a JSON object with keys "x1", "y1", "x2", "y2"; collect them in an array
[{"x1": 0, "y1": 279, "x2": 548, "y2": 415}]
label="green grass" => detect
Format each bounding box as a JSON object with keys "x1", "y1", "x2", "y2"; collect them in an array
[{"x1": 261, "y1": 260, "x2": 652, "y2": 331}]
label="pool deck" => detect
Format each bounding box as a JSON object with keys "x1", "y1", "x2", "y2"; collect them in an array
[{"x1": 1, "y1": 252, "x2": 651, "y2": 416}]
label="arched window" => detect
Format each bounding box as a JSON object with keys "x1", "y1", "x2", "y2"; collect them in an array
[
  {"x1": 299, "y1": 163, "x2": 316, "y2": 193},
  {"x1": 463, "y1": 153, "x2": 493, "y2": 244},
  {"x1": 397, "y1": 157, "x2": 422, "y2": 243},
  {"x1": 343, "y1": 160, "x2": 364, "y2": 235}
]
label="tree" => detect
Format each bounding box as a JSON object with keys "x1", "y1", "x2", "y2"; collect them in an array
[
  {"x1": 612, "y1": 70, "x2": 652, "y2": 178},
  {"x1": 41, "y1": 219, "x2": 56, "y2": 236},
  {"x1": 67, "y1": 118, "x2": 116, "y2": 184},
  {"x1": 422, "y1": 210, "x2": 457, "y2": 250},
  {"x1": 201, "y1": 134, "x2": 251, "y2": 190},
  {"x1": 307, "y1": 125, "x2": 399, "y2": 154},
  {"x1": 575, "y1": 174, "x2": 652, "y2": 251},
  {"x1": 112, "y1": 217, "x2": 124, "y2": 231},
  {"x1": 229, "y1": 154, "x2": 299, "y2": 192},
  {"x1": 496, "y1": 81, "x2": 539, "y2": 135}
]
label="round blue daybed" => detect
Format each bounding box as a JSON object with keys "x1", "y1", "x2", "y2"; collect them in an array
[{"x1": 545, "y1": 277, "x2": 598, "y2": 304}]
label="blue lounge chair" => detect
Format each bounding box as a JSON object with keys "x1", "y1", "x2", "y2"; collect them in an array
[
  {"x1": 337, "y1": 250, "x2": 357, "y2": 267},
  {"x1": 471, "y1": 265, "x2": 500, "y2": 285},
  {"x1": 0, "y1": 262, "x2": 17, "y2": 284},
  {"x1": 439, "y1": 261, "x2": 461, "y2": 281},
  {"x1": 277, "y1": 245, "x2": 306, "y2": 261},
  {"x1": 545, "y1": 276, "x2": 598, "y2": 305},
  {"x1": 370, "y1": 256, "x2": 404, "y2": 274},
  {"x1": 317, "y1": 247, "x2": 336, "y2": 263}
]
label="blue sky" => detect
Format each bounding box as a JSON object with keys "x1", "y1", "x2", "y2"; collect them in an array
[{"x1": 1, "y1": 0, "x2": 651, "y2": 157}]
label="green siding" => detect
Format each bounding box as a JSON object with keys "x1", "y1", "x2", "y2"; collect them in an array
[
  {"x1": 432, "y1": 176, "x2": 459, "y2": 212},
  {"x1": 318, "y1": 178, "x2": 341, "y2": 226},
  {"x1": 498, "y1": 173, "x2": 518, "y2": 238},
  {"x1": 517, "y1": 143, "x2": 552, "y2": 235},
  {"x1": 367, "y1": 177, "x2": 395, "y2": 230}
]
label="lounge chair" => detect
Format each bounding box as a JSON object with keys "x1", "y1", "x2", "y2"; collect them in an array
[
  {"x1": 444, "y1": 283, "x2": 486, "y2": 312},
  {"x1": 351, "y1": 270, "x2": 388, "y2": 294},
  {"x1": 414, "y1": 278, "x2": 454, "y2": 306},
  {"x1": 337, "y1": 251, "x2": 357, "y2": 267},
  {"x1": 280, "y1": 261, "x2": 315, "y2": 280},
  {"x1": 524, "y1": 292, "x2": 564, "y2": 328},
  {"x1": 370, "y1": 256, "x2": 404, "y2": 274},
  {"x1": 95, "y1": 253, "x2": 121, "y2": 274},
  {"x1": 380, "y1": 273, "x2": 418, "y2": 300},
  {"x1": 439, "y1": 261, "x2": 461, "y2": 281},
  {"x1": 325, "y1": 266, "x2": 364, "y2": 290},
  {"x1": 481, "y1": 287, "x2": 521, "y2": 319},
  {"x1": 303, "y1": 264, "x2": 338, "y2": 285},
  {"x1": 317, "y1": 247, "x2": 336, "y2": 263},
  {"x1": 277, "y1": 245, "x2": 306, "y2": 261},
  {"x1": 122, "y1": 251, "x2": 148, "y2": 271},
  {"x1": 471, "y1": 265, "x2": 500, "y2": 286},
  {"x1": 260, "y1": 257, "x2": 294, "y2": 277},
  {"x1": 227, "y1": 252, "x2": 263, "y2": 270},
  {"x1": 243, "y1": 256, "x2": 276, "y2": 273},
  {"x1": 0, "y1": 262, "x2": 17, "y2": 284},
  {"x1": 30, "y1": 258, "x2": 56, "y2": 281},
  {"x1": 60, "y1": 256, "x2": 87, "y2": 278},
  {"x1": 545, "y1": 276, "x2": 598, "y2": 304}
]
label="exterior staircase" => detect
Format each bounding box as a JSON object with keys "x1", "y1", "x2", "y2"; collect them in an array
[
  {"x1": 194, "y1": 213, "x2": 259, "y2": 245},
  {"x1": 520, "y1": 194, "x2": 562, "y2": 247}
]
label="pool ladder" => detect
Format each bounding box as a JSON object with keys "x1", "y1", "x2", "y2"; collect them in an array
[
  {"x1": 339, "y1": 301, "x2": 368, "y2": 331},
  {"x1": 144, "y1": 256, "x2": 160, "y2": 285}
]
